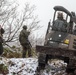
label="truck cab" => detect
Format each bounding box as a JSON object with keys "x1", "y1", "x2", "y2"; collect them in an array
[{"x1": 44, "y1": 6, "x2": 76, "y2": 50}]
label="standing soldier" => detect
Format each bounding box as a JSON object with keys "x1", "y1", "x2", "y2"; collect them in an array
[
  {"x1": 19, "y1": 25, "x2": 32, "y2": 58},
  {"x1": 0, "y1": 25, "x2": 5, "y2": 55}
]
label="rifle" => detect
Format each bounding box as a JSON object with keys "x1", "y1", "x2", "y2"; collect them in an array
[{"x1": 28, "y1": 40, "x2": 32, "y2": 48}]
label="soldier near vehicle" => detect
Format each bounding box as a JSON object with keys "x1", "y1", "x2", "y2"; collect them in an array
[
  {"x1": 19, "y1": 25, "x2": 32, "y2": 58},
  {"x1": 0, "y1": 25, "x2": 5, "y2": 55},
  {"x1": 52, "y1": 12, "x2": 67, "y2": 32},
  {"x1": 57, "y1": 12, "x2": 64, "y2": 20}
]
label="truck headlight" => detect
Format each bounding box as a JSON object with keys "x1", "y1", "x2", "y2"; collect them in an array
[{"x1": 64, "y1": 39, "x2": 69, "y2": 44}]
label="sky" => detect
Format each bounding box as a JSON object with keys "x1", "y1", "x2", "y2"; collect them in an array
[{"x1": 16, "y1": 0, "x2": 76, "y2": 36}]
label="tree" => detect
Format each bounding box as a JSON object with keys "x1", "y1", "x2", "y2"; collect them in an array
[
  {"x1": 29, "y1": 33, "x2": 45, "y2": 47},
  {"x1": 0, "y1": 0, "x2": 41, "y2": 47}
]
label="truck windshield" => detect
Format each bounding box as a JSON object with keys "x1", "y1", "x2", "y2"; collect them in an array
[{"x1": 52, "y1": 19, "x2": 67, "y2": 32}]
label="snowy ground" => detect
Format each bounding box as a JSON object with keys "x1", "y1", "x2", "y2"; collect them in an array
[
  {"x1": 0, "y1": 57, "x2": 38, "y2": 75},
  {"x1": 0, "y1": 57, "x2": 68, "y2": 75},
  {"x1": 8, "y1": 58, "x2": 38, "y2": 75}
]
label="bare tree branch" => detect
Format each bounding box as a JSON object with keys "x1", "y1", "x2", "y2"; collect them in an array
[{"x1": 0, "y1": 1, "x2": 41, "y2": 47}]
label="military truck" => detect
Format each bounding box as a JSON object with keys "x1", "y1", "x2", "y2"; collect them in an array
[{"x1": 36, "y1": 6, "x2": 76, "y2": 73}]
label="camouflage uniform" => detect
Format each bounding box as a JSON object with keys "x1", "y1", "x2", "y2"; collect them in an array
[
  {"x1": 19, "y1": 25, "x2": 32, "y2": 58},
  {"x1": 0, "y1": 27, "x2": 5, "y2": 55}
]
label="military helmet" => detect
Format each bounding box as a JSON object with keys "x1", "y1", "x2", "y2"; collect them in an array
[{"x1": 23, "y1": 25, "x2": 27, "y2": 30}]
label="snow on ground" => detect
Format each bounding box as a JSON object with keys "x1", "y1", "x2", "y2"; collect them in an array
[
  {"x1": 8, "y1": 58, "x2": 38, "y2": 75},
  {"x1": 0, "y1": 57, "x2": 67, "y2": 75},
  {"x1": 0, "y1": 57, "x2": 38, "y2": 75},
  {"x1": 40, "y1": 59, "x2": 67, "y2": 75}
]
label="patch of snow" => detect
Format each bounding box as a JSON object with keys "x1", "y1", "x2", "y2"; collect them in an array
[
  {"x1": 0, "y1": 57, "x2": 67, "y2": 75},
  {"x1": 8, "y1": 58, "x2": 38, "y2": 75}
]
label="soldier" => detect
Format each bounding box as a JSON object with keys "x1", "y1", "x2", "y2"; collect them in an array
[
  {"x1": 0, "y1": 25, "x2": 5, "y2": 55},
  {"x1": 52, "y1": 12, "x2": 67, "y2": 32},
  {"x1": 19, "y1": 25, "x2": 32, "y2": 58},
  {"x1": 57, "y1": 12, "x2": 64, "y2": 20}
]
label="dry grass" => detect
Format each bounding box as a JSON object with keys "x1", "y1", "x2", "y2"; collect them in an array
[{"x1": 2, "y1": 47, "x2": 37, "y2": 58}]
